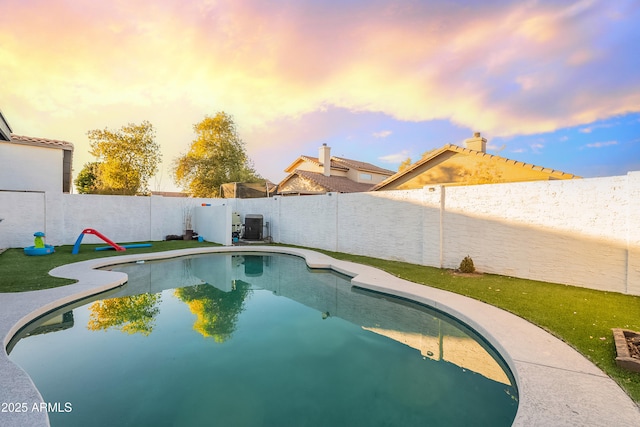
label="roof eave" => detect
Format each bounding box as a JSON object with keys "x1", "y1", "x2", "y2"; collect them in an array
[
  {"x1": 283, "y1": 157, "x2": 308, "y2": 173},
  {"x1": 8, "y1": 136, "x2": 74, "y2": 151},
  {"x1": 373, "y1": 143, "x2": 579, "y2": 189},
  {"x1": 371, "y1": 145, "x2": 454, "y2": 190}
]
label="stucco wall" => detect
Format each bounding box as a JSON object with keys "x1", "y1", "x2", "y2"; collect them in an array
[
  {"x1": 0, "y1": 143, "x2": 64, "y2": 193},
  {"x1": 345, "y1": 168, "x2": 388, "y2": 184},
  {"x1": 0, "y1": 172, "x2": 638, "y2": 295},
  {"x1": 278, "y1": 175, "x2": 326, "y2": 194}
]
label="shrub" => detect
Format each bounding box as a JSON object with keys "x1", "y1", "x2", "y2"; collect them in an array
[{"x1": 459, "y1": 255, "x2": 475, "y2": 273}]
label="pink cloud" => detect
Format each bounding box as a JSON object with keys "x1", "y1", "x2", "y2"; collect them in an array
[
  {"x1": 3, "y1": 0, "x2": 638, "y2": 135},
  {"x1": 2, "y1": 0, "x2": 639, "y2": 188}
]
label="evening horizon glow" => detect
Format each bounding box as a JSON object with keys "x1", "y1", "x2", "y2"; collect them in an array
[{"x1": 1, "y1": 0, "x2": 639, "y2": 191}]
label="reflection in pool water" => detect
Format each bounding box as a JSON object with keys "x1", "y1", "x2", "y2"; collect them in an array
[{"x1": 9, "y1": 253, "x2": 518, "y2": 427}]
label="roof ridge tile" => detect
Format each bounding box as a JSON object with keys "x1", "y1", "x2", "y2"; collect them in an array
[{"x1": 9, "y1": 134, "x2": 74, "y2": 150}]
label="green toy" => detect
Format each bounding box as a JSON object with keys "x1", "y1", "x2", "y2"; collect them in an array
[
  {"x1": 34, "y1": 231, "x2": 46, "y2": 248},
  {"x1": 25, "y1": 231, "x2": 54, "y2": 256}
]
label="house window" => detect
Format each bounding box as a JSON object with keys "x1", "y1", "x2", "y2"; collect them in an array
[{"x1": 360, "y1": 173, "x2": 372, "y2": 181}]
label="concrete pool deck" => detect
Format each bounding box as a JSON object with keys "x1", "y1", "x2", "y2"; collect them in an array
[{"x1": 1, "y1": 246, "x2": 639, "y2": 426}]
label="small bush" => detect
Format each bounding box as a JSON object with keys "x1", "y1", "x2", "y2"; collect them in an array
[{"x1": 459, "y1": 255, "x2": 475, "y2": 273}]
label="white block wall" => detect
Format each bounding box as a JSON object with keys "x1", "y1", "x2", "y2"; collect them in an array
[
  {"x1": 63, "y1": 194, "x2": 153, "y2": 244},
  {"x1": 277, "y1": 193, "x2": 338, "y2": 250},
  {"x1": 335, "y1": 190, "x2": 438, "y2": 265},
  {"x1": 194, "y1": 204, "x2": 232, "y2": 245},
  {"x1": 1, "y1": 172, "x2": 638, "y2": 295},
  {"x1": 231, "y1": 173, "x2": 639, "y2": 295},
  {"x1": 626, "y1": 172, "x2": 640, "y2": 294},
  {"x1": 442, "y1": 177, "x2": 632, "y2": 293},
  {"x1": 0, "y1": 191, "x2": 46, "y2": 248}
]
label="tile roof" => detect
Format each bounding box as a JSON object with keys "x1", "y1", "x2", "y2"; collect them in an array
[
  {"x1": 296, "y1": 155, "x2": 348, "y2": 171},
  {"x1": 372, "y1": 143, "x2": 579, "y2": 190},
  {"x1": 287, "y1": 155, "x2": 394, "y2": 175},
  {"x1": 443, "y1": 144, "x2": 578, "y2": 177},
  {"x1": 283, "y1": 169, "x2": 376, "y2": 193},
  {"x1": 8, "y1": 134, "x2": 74, "y2": 151},
  {"x1": 331, "y1": 157, "x2": 395, "y2": 175}
]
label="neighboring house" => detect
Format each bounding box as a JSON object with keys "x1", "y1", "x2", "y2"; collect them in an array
[
  {"x1": 372, "y1": 132, "x2": 578, "y2": 191},
  {"x1": 220, "y1": 181, "x2": 277, "y2": 199},
  {"x1": 277, "y1": 144, "x2": 395, "y2": 195},
  {"x1": 0, "y1": 133, "x2": 74, "y2": 193}
]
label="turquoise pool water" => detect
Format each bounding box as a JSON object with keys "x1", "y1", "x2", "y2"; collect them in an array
[{"x1": 9, "y1": 253, "x2": 518, "y2": 426}]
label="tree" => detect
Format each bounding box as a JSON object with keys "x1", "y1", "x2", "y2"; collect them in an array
[
  {"x1": 74, "y1": 162, "x2": 101, "y2": 194},
  {"x1": 398, "y1": 149, "x2": 436, "y2": 173},
  {"x1": 398, "y1": 157, "x2": 413, "y2": 172},
  {"x1": 87, "y1": 293, "x2": 162, "y2": 336},
  {"x1": 174, "y1": 281, "x2": 251, "y2": 342},
  {"x1": 88, "y1": 121, "x2": 161, "y2": 195},
  {"x1": 173, "y1": 112, "x2": 261, "y2": 197}
]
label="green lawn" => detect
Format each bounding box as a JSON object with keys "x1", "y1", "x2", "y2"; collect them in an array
[
  {"x1": 0, "y1": 240, "x2": 221, "y2": 292},
  {"x1": 1, "y1": 242, "x2": 639, "y2": 403}
]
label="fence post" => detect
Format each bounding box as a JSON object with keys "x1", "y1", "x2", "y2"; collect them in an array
[{"x1": 439, "y1": 185, "x2": 445, "y2": 268}]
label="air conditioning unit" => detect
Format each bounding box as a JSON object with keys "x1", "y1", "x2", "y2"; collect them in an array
[
  {"x1": 244, "y1": 214, "x2": 263, "y2": 241},
  {"x1": 232, "y1": 212, "x2": 242, "y2": 233}
]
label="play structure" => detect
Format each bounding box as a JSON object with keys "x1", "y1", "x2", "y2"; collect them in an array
[
  {"x1": 71, "y1": 228, "x2": 151, "y2": 254},
  {"x1": 95, "y1": 243, "x2": 152, "y2": 251},
  {"x1": 24, "y1": 231, "x2": 55, "y2": 256}
]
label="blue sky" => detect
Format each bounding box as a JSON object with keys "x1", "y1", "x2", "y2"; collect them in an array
[{"x1": 1, "y1": 0, "x2": 639, "y2": 190}]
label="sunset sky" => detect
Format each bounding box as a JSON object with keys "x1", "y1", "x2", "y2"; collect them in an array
[{"x1": 1, "y1": 0, "x2": 639, "y2": 191}]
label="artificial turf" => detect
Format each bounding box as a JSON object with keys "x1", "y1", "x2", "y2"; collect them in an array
[
  {"x1": 0, "y1": 240, "x2": 220, "y2": 292},
  {"x1": 1, "y1": 242, "x2": 639, "y2": 402}
]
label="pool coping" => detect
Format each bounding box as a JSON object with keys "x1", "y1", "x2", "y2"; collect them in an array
[{"x1": 1, "y1": 246, "x2": 639, "y2": 426}]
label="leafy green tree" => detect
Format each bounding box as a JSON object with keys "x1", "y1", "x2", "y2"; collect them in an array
[
  {"x1": 74, "y1": 161, "x2": 101, "y2": 194},
  {"x1": 173, "y1": 112, "x2": 261, "y2": 197},
  {"x1": 88, "y1": 120, "x2": 161, "y2": 195}
]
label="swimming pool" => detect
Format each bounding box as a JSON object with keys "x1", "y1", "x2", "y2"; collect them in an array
[{"x1": 9, "y1": 252, "x2": 518, "y2": 426}]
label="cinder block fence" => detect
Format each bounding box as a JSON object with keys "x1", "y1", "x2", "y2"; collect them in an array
[{"x1": 1, "y1": 171, "x2": 638, "y2": 295}]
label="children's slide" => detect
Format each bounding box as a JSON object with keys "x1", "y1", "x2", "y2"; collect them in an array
[{"x1": 72, "y1": 228, "x2": 126, "y2": 254}]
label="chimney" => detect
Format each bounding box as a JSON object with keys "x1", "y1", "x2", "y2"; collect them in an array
[
  {"x1": 319, "y1": 143, "x2": 331, "y2": 176},
  {"x1": 464, "y1": 132, "x2": 487, "y2": 153}
]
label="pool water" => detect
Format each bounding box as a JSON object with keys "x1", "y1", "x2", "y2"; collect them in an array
[{"x1": 9, "y1": 253, "x2": 518, "y2": 427}]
